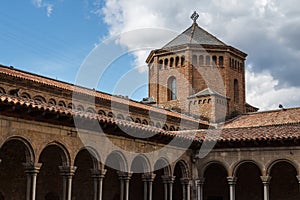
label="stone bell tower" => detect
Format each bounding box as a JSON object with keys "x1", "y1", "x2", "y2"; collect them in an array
[{"x1": 146, "y1": 12, "x2": 248, "y2": 122}]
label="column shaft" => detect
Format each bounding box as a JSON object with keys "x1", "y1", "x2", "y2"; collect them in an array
[
  {"x1": 227, "y1": 176, "x2": 237, "y2": 200},
  {"x1": 261, "y1": 176, "x2": 271, "y2": 200}
]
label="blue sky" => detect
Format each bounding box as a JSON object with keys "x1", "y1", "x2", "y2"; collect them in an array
[{"x1": 1, "y1": 0, "x2": 300, "y2": 110}]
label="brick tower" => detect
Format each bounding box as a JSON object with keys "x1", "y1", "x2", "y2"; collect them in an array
[{"x1": 146, "y1": 13, "x2": 247, "y2": 122}]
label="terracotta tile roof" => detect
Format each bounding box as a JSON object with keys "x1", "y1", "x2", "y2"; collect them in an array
[
  {"x1": 196, "y1": 124, "x2": 300, "y2": 142},
  {"x1": 1, "y1": 93, "x2": 300, "y2": 145},
  {"x1": 0, "y1": 65, "x2": 207, "y2": 126},
  {"x1": 0, "y1": 94, "x2": 167, "y2": 135},
  {"x1": 224, "y1": 107, "x2": 300, "y2": 128}
]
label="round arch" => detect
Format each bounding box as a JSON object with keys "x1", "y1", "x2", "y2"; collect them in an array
[
  {"x1": 266, "y1": 159, "x2": 299, "y2": 175},
  {"x1": 38, "y1": 141, "x2": 71, "y2": 166},
  {"x1": 105, "y1": 150, "x2": 128, "y2": 172},
  {"x1": 173, "y1": 159, "x2": 190, "y2": 178},
  {"x1": 232, "y1": 160, "x2": 263, "y2": 177},
  {"x1": 200, "y1": 160, "x2": 229, "y2": 177},
  {"x1": 74, "y1": 146, "x2": 102, "y2": 169},
  {"x1": 130, "y1": 154, "x2": 151, "y2": 173},
  {"x1": 154, "y1": 157, "x2": 172, "y2": 176},
  {"x1": 2, "y1": 136, "x2": 35, "y2": 163}
]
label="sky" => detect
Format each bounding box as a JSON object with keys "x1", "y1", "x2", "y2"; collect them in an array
[{"x1": 1, "y1": 0, "x2": 300, "y2": 111}]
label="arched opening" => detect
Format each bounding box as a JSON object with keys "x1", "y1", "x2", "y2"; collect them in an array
[
  {"x1": 34, "y1": 95, "x2": 46, "y2": 103},
  {"x1": 159, "y1": 60, "x2": 163, "y2": 70},
  {"x1": 212, "y1": 56, "x2": 217, "y2": 66},
  {"x1": 203, "y1": 163, "x2": 229, "y2": 200},
  {"x1": 175, "y1": 56, "x2": 179, "y2": 67},
  {"x1": 181, "y1": 56, "x2": 185, "y2": 66},
  {"x1": 206, "y1": 56, "x2": 210, "y2": 66},
  {"x1": 48, "y1": 98, "x2": 56, "y2": 106},
  {"x1": 130, "y1": 155, "x2": 149, "y2": 200},
  {"x1": 192, "y1": 55, "x2": 197, "y2": 67},
  {"x1": 37, "y1": 144, "x2": 69, "y2": 200},
  {"x1": 235, "y1": 162, "x2": 263, "y2": 200},
  {"x1": 103, "y1": 152, "x2": 127, "y2": 200},
  {"x1": 58, "y1": 101, "x2": 66, "y2": 107},
  {"x1": 164, "y1": 58, "x2": 169, "y2": 69},
  {"x1": 153, "y1": 158, "x2": 171, "y2": 200},
  {"x1": 76, "y1": 105, "x2": 84, "y2": 111},
  {"x1": 234, "y1": 79, "x2": 239, "y2": 103},
  {"x1": 219, "y1": 56, "x2": 224, "y2": 66},
  {"x1": 173, "y1": 161, "x2": 188, "y2": 200},
  {"x1": 21, "y1": 92, "x2": 31, "y2": 99},
  {"x1": 86, "y1": 107, "x2": 96, "y2": 113},
  {"x1": 269, "y1": 161, "x2": 300, "y2": 200},
  {"x1": 168, "y1": 77, "x2": 177, "y2": 101},
  {"x1": 72, "y1": 149, "x2": 97, "y2": 199},
  {"x1": 199, "y1": 55, "x2": 204, "y2": 65},
  {"x1": 0, "y1": 139, "x2": 33, "y2": 199},
  {"x1": 170, "y1": 57, "x2": 174, "y2": 68}
]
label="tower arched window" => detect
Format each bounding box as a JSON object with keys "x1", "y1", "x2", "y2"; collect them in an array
[
  {"x1": 212, "y1": 56, "x2": 217, "y2": 66},
  {"x1": 234, "y1": 79, "x2": 239, "y2": 103},
  {"x1": 219, "y1": 56, "x2": 224, "y2": 66},
  {"x1": 206, "y1": 56, "x2": 210, "y2": 65},
  {"x1": 168, "y1": 77, "x2": 177, "y2": 100},
  {"x1": 199, "y1": 55, "x2": 204, "y2": 65},
  {"x1": 192, "y1": 55, "x2": 197, "y2": 67}
]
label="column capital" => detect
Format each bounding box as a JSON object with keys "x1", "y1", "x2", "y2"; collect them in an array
[
  {"x1": 23, "y1": 162, "x2": 42, "y2": 174},
  {"x1": 227, "y1": 176, "x2": 237, "y2": 185},
  {"x1": 161, "y1": 175, "x2": 175, "y2": 184},
  {"x1": 196, "y1": 178, "x2": 205, "y2": 186},
  {"x1": 91, "y1": 168, "x2": 107, "y2": 178},
  {"x1": 142, "y1": 173, "x2": 156, "y2": 182},
  {"x1": 59, "y1": 165, "x2": 77, "y2": 176},
  {"x1": 180, "y1": 177, "x2": 191, "y2": 185},
  {"x1": 117, "y1": 171, "x2": 132, "y2": 180},
  {"x1": 260, "y1": 176, "x2": 272, "y2": 184},
  {"x1": 296, "y1": 175, "x2": 300, "y2": 183}
]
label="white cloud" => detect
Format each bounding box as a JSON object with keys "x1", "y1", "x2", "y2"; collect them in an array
[
  {"x1": 32, "y1": 0, "x2": 54, "y2": 17},
  {"x1": 246, "y1": 66, "x2": 300, "y2": 110},
  {"x1": 96, "y1": 0, "x2": 300, "y2": 110}
]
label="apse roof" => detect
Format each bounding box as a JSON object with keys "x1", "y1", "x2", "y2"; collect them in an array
[{"x1": 163, "y1": 22, "x2": 226, "y2": 48}]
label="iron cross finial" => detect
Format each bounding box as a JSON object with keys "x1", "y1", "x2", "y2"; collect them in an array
[{"x1": 191, "y1": 11, "x2": 199, "y2": 23}]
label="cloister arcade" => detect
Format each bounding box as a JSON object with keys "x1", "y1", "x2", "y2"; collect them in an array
[{"x1": 1, "y1": 135, "x2": 300, "y2": 200}]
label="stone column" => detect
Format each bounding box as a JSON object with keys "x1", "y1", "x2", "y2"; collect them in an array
[
  {"x1": 91, "y1": 169, "x2": 107, "y2": 200},
  {"x1": 118, "y1": 172, "x2": 132, "y2": 200},
  {"x1": 261, "y1": 176, "x2": 271, "y2": 200},
  {"x1": 162, "y1": 175, "x2": 175, "y2": 200},
  {"x1": 23, "y1": 163, "x2": 42, "y2": 200},
  {"x1": 142, "y1": 173, "x2": 156, "y2": 200},
  {"x1": 196, "y1": 178, "x2": 205, "y2": 200},
  {"x1": 59, "y1": 166, "x2": 77, "y2": 200},
  {"x1": 227, "y1": 176, "x2": 237, "y2": 200},
  {"x1": 180, "y1": 178, "x2": 191, "y2": 200}
]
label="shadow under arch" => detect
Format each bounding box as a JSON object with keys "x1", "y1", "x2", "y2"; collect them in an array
[
  {"x1": 233, "y1": 160, "x2": 263, "y2": 200},
  {"x1": 75, "y1": 146, "x2": 102, "y2": 169},
  {"x1": 266, "y1": 158, "x2": 299, "y2": 175},
  {"x1": 0, "y1": 136, "x2": 36, "y2": 199},
  {"x1": 202, "y1": 161, "x2": 229, "y2": 200},
  {"x1": 1, "y1": 136, "x2": 35, "y2": 163},
  {"x1": 232, "y1": 159, "x2": 263, "y2": 177},
  {"x1": 153, "y1": 157, "x2": 172, "y2": 200},
  {"x1": 200, "y1": 160, "x2": 229, "y2": 178},
  {"x1": 36, "y1": 142, "x2": 72, "y2": 200},
  {"x1": 103, "y1": 150, "x2": 128, "y2": 200}
]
